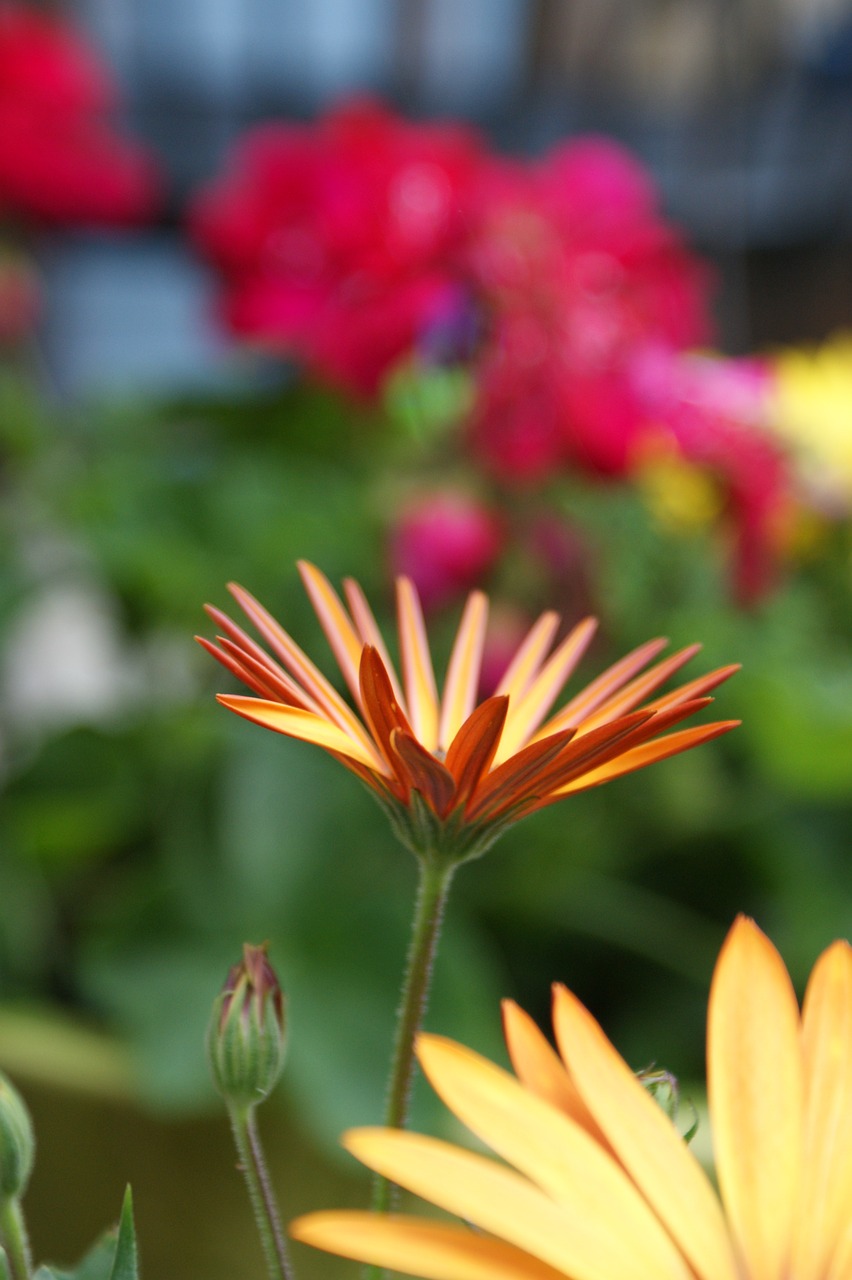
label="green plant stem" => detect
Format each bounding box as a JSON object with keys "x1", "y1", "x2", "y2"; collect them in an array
[
  {"x1": 228, "y1": 1103, "x2": 294, "y2": 1280},
  {"x1": 0, "y1": 1198, "x2": 31, "y2": 1280},
  {"x1": 371, "y1": 856, "x2": 455, "y2": 1216}
]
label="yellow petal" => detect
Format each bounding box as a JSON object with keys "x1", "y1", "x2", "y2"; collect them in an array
[
  {"x1": 298, "y1": 561, "x2": 365, "y2": 704},
  {"x1": 541, "y1": 637, "x2": 669, "y2": 736},
  {"x1": 792, "y1": 939, "x2": 852, "y2": 1280},
  {"x1": 495, "y1": 617, "x2": 598, "y2": 764},
  {"x1": 343, "y1": 1127, "x2": 690, "y2": 1280},
  {"x1": 553, "y1": 721, "x2": 740, "y2": 795},
  {"x1": 495, "y1": 612, "x2": 561, "y2": 703},
  {"x1": 343, "y1": 576, "x2": 405, "y2": 706},
  {"x1": 501, "y1": 1000, "x2": 608, "y2": 1145},
  {"x1": 708, "y1": 916, "x2": 804, "y2": 1280},
  {"x1": 397, "y1": 577, "x2": 439, "y2": 752},
  {"x1": 551, "y1": 984, "x2": 738, "y2": 1280},
  {"x1": 574, "y1": 644, "x2": 702, "y2": 734},
  {"x1": 438, "y1": 591, "x2": 488, "y2": 752},
  {"x1": 216, "y1": 696, "x2": 384, "y2": 771},
  {"x1": 290, "y1": 1211, "x2": 567, "y2": 1280},
  {"x1": 419, "y1": 1034, "x2": 695, "y2": 1279}
]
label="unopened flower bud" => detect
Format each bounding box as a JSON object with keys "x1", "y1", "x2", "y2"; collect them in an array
[
  {"x1": 208, "y1": 943, "x2": 286, "y2": 1110},
  {"x1": 0, "y1": 1074, "x2": 34, "y2": 1200}
]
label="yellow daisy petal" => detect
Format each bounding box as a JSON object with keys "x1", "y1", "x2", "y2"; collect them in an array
[
  {"x1": 290, "y1": 1212, "x2": 568, "y2": 1280},
  {"x1": 344, "y1": 1127, "x2": 690, "y2": 1280},
  {"x1": 551, "y1": 984, "x2": 738, "y2": 1280},
  {"x1": 438, "y1": 591, "x2": 488, "y2": 752},
  {"x1": 708, "y1": 916, "x2": 804, "y2": 1280},
  {"x1": 216, "y1": 696, "x2": 384, "y2": 772},
  {"x1": 297, "y1": 560, "x2": 365, "y2": 704},
  {"x1": 343, "y1": 576, "x2": 406, "y2": 705},
  {"x1": 416, "y1": 1036, "x2": 694, "y2": 1280},
  {"x1": 495, "y1": 611, "x2": 562, "y2": 703},
  {"x1": 792, "y1": 940, "x2": 852, "y2": 1280},
  {"x1": 495, "y1": 617, "x2": 598, "y2": 764},
  {"x1": 397, "y1": 576, "x2": 439, "y2": 752}
]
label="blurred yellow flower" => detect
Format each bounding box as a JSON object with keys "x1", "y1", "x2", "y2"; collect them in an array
[
  {"x1": 773, "y1": 333, "x2": 852, "y2": 510},
  {"x1": 292, "y1": 916, "x2": 852, "y2": 1280},
  {"x1": 200, "y1": 562, "x2": 737, "y2": 861}
]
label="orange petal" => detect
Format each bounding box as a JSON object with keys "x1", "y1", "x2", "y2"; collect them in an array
[
  {"x1": 344, "y1": 1126, "x2": 692, "y2": 1280},
  {"x1": 227, "y1": 582, "x2": 372, "y2": 750},
  {"x1": 552, "y1": 984, "x2": 737, "y2": 1280},
  {"x1": 708, "y1": 916, "x2": 804, "y2": 1280},
  {"x1": 397, "y1": 577, "x2": 439, "y2": 752},
  {"x1": 495, "y1": 611, "x2": 562, "y2": 704},
  {"x1": 216, "y1": 695, "x2": 384, "y2": 772},
  {"x1": 792, "y1": 939, "x2": 852, "y2": 1280},
  {"x1": 445, "y1": 696, "x2": 508, "y2": 810},
  {"x1": 298, "y1": 561, "x2": 365, "y2": 705},
  {"x1": 574, "y1": 644, "x2": 702, "y2": 734},
  {"x1": 392, "y1": 730, "x2": 457, "y2": 818},
  {"x1": 553, "y1": 720, "x2": 740, "y2": 796},
  {"x1": 290, "y1": 1211, "x2": 569, "y2": 1280},
  {"x1": 359, "y1": 647, "x2": 414, "y2": 796},
  {"x1": 495, "y1": 618, "x2": 598, "y2": 764},
  {"x1": 502, "y1": 1000, "x2": 609, "y2": 1147},
  {"x1": 438, "y1": 591, "x2": 489, "y2": 751},
  {"x1": 541, "y1": 637, "x2": 670, "y2": 736},
  {"x1": 343, "y1": 576, "x2": 405, "y2": 705},
  {"x1": 643, "y1": 664, "x2": 742, "y2": 713},
  {"x1": 466, "y1": 729, "x2": 578, "y2": 821}
]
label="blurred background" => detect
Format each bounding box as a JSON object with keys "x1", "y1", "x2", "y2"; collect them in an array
[{"x1": 2, "y1": 1, "x2": 852, "y2": 1277}]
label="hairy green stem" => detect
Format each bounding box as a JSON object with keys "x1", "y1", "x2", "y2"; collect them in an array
[
  {"x1": 0, "y1": 1198, "x2": 31, "y2": 1280},
  {"x1": 371, "y1": 856, "x2": 455, "y2": 1215},
  {"x1": 228, "y1": 1104, "x2": 294, "y2": 1280}
]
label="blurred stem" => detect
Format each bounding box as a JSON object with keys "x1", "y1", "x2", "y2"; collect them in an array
[
  {"x1": 227, "y1": 1103, "x2": 294, "y2": 1280},
  {"x1": 0, "y1": 1198, "x2": 31, "y2": 1280},
  {"x1": 371, "y1": 856, "x2": 455, "y2": 1215}
]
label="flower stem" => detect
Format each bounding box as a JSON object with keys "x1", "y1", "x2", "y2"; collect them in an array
[
  {"x1": 371, "y1": 856, "x2": 455, "y2": 1215},
  {"x1": 0, "y1": 1198, "x2": 31, "y2": 1280},
  {"x1": 227, "y1": 1103, "x2": 295, "y2": 1280}
]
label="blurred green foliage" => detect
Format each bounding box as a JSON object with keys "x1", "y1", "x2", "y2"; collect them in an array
[{"x1": 1, "y1": 360, "x2": 851, "y2": 1172}]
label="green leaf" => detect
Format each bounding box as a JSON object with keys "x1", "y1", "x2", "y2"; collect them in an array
[
  {"x1": 109, "y1": 1188, "x2": 138, "y2": 1280},
  {"x1": 32, "y1": 1188, "x2": 138, "y2": 1280}
]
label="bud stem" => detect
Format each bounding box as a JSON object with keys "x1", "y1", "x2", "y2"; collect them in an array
[
  {"x1": 227, "y1": 1104, "x2": 294, "y2": 1280},
  {"x1": 0, "y1": 1198, "x2": 31, "y2": 1280}
]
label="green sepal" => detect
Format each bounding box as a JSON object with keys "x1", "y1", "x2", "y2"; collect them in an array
[{"x1": 33, "y1": 1187, "x2": 138, "y2": 1280}]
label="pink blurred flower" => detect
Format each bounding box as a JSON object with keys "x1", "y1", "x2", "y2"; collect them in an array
[
  {"x1": 191, "y1": 100, "x2": 488, "y2": 396},
  {"x1": 0, "y1": 3, "x2": 159, "y2": 226},
  {"x1": 388, "y1": 491, "x2": 504, "y2": 611}
]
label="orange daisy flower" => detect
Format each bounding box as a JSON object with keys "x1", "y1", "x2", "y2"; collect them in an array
[
  {"x1": 292, "y1": 916, "x2": 852, "y2": 1280},
  {"x1": 199, "y1": 561, "x2": 739, "y2": 861}
]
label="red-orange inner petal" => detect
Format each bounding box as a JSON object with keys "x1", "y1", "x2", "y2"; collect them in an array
[{"x1": 444, "y1": 695, "x2": 509, "y2": 810}]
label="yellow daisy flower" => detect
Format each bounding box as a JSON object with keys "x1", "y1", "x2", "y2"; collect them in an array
[
  {"x1": 291, "y1": 916, "x2": 852, "y2": 1280},
  {"x1": 200, "y1": 561, "x2": 738, "y2": 861}
]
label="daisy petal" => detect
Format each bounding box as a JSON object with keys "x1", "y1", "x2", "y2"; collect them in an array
[
  {"x1": 792, "y1": 939, "x2": 852, "y2": 1280},
  {"x1": 466, "y1": 729, "x2": 578, "y2": 821},
  {"x1": 574, "y1": 644, "x2": 702, "y2": 734},
  {"x1": 554, "y1": 721, "x2": 740, "y2": 796},
  {"x1": 216, "y1": 696, "x2": 383, "y2": 772},
  {"x1": 502, "y1": 999, "x2": 609, "y2": 1145},
  {"x1": 343, "y1": 576, "x2": 405, "y2": 705},
  {"x1": 290, "y1": 1211, "x2": 569, "y2": 1280},
  {"x1": 495, "y1": 618, "x2": 598, "y2": 765},
  {"x1": 644, "y1": 664, "x2": 742, "y2": 713},
  {"x1": 445, "y1": 696, "x2": 508, "y2": 809},
  {"x1": 344, "y1": 1127, "x2": 691, "y2": 1280},
  {"x1": 392, "y1": 730, "x2": 457, "y2": 819},
  {"x1": 298, "y1": 561, "x2": 365, "y2": 704},
  {"x1": 708, "y1": 916, "x2": 804, "y2": 1280},
  {"x1": 541, "y1": 637, "x2": 670, "y2": 736},
  {"x1": 552, "y1": 985, "x2": 738, "y2": 1280},
  {"x1": 397, "y1": 577, "x2": 440, "y2": 752},
  {"x1": 495, "y1": 611, "x2": 562, "y2": 703},
  {"x1": 438, "y1": 591, "x2": 489, "y2": 751},
  {"x1": 359, "y1": 646, "x2": 415, "y2": 788}
]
